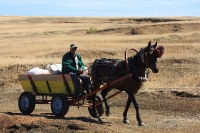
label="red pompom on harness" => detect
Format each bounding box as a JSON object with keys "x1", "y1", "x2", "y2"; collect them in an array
[{"x1": 155, "y1": 45, "x2": 164, "y2": 58}]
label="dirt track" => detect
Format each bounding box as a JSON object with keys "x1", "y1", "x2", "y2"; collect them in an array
[{"x1": 0, "y1": 88, "x2": 200, "y2": 133}]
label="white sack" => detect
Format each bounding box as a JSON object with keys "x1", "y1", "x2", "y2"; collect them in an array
[
  {"x1": 26, "y1": 67, "x2": 50, "y2": 75},
  {"x1": 47, "y1": 64, "x2": 62, "y2": 74}
]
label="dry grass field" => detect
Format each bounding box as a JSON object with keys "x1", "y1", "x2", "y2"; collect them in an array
[{"x1": 0, "y1": 16, "x2": 200, "y2": 132}]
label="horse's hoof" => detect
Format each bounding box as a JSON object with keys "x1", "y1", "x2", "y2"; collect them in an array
[
  {"x1": 105, "y1": 110, "x2": 110, "y2": 116},
  {"x1": 138, "y1": 122, "x2": 145, "y2": 126},
  {"x1": 98, "y1": 118, "x2": 103, "y2": 124},
  {"x1": 123, "y1": 119, "x2": 130, "y2": 124},
  {"x1": 94, "y1": 111, "x2": 99, "y2": 118}
]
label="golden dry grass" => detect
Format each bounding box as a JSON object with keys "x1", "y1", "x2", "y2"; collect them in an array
[
  {"x1": 0, "y1": 16, "x2": 200, "y2": 92},
  {"x1": 0, "y1": 16, "x2": 200, "y2": 133}
]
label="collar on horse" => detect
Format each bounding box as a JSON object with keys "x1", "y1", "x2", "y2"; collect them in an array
[
  {"x1": 125, "y1": 48, "x2": 148, "y2": 71},
  {"x1": 125, "y1": 48, "x2": 138, "y2": 71}
]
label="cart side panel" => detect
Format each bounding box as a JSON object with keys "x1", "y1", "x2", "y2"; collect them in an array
[
  {"x1": 30, "y1": 75, "x2": 64, "y2": 94},
  {"x1": 48, "y1": 81, "x2": 66, "y2": 94},
  {"x1": 19, "y1": 80, "x2": 33, "y2": 92},
  {"x1": 18, "y1": 74, "x2": 76, "y2": 94},
  {"x1": 67, "y1": 81, "x2": 75, "y2": 93},
  {"x1": 64, "y1": 74, "x2": 75, "y2": 93},
  {"x1": 18, "y1": 75, "x2": 33, "y2": 92},
  {"x1": 34, "y1": 81, "x2": 51, "y2": 94}
]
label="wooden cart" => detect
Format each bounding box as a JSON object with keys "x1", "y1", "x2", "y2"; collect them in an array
[{"x1": 18, "y1": 73, "x2": 132, "y2": 117}]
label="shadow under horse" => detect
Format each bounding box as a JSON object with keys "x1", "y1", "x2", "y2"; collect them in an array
[{"x1": 90, "y1": 41, "x2": 164, "y2": 126}]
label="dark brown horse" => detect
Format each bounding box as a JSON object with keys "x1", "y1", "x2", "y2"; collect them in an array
[{"x1": 90, "y1": 41, "x2": 164, "y2": 126}]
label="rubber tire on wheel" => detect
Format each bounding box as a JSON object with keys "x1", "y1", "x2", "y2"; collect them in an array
[
  {"x1": 88, "y1": 95, "x2": 105, "y2": 118},
  {"x1": 18, "y1": 92, "x2": 35, "y2": 114},
  {"x1": 51, "y1": 94, "x2": 69, "y2": 117}
]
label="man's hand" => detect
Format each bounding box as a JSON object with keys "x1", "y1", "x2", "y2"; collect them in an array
[{"x1": 77, "y1": 69, "x2": 83, "y2": 74}]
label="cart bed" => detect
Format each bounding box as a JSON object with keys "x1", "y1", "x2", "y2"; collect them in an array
[{"x1": 18, "y1": 74, "x2": 75, "y2": 95}]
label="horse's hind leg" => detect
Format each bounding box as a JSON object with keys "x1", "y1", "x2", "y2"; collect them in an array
[
  {"x1": 101, "y1": 87, "x2": 112, "y2": 116},
  {"x1": 91, "y1": 94, "x2": 99, "y2": 118},
  {"x1": 91, "y1": 83, "x2": 101, "y2": 118}
]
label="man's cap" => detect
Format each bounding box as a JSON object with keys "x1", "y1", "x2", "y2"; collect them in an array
[{"x1": 70, "y1": 43, "x2": 77, "y2": 48}]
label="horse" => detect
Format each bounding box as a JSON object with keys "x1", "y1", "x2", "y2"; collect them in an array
[{"x1": 89, "y1": 41, "x2": 164, "y2": 126}]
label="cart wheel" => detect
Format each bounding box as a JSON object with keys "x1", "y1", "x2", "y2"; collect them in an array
[
  {"x1": 18, "y1": 92, "x2": 35, "y2": 114},
  {"x1": 88, "y1": 95, "x2": 105, "y2": 118},
  {"x1": 51, "y1": 94, "x2": 69, "y2": 117}
]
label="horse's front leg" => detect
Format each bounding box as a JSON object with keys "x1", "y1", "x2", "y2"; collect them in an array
[
  {"x1": 131, "y1": 94, "x2": 145, "y2": 126},
  {"x1": 123, "y1": 96, "x2": 131, "y2": 124},
  {"x1": 101, "y1": 88, "x2": 110, "y2": 116}
]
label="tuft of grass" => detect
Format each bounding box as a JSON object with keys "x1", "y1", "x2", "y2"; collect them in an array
[{"x1": 86, "y1": 27, "x2": 97, "y2": 34}]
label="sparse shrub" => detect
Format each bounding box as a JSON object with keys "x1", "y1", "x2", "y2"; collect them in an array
[{"x1": 86, "y1": 27, "x2": 97, "y2": 34}]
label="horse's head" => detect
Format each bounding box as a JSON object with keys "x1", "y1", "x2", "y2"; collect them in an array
[{"x1": 141, "y1": 41, "x2": 164, "y2": 73}]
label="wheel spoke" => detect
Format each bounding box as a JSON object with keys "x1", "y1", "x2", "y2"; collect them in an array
[
  {"x1": 21, "y1": 95, "x2": 29, "y2": 110},
  {"x1": 18, "y1": 92, "x2": 35, "y2": 114},
  {"x1": 53, "y1": 97, "x2": 62, "y2": 113},
  {"x1": 51, "y1": 94, "x2": 69, "y2": 117}
]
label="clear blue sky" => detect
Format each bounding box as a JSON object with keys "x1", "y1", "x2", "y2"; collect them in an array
[{"x1": 0, "y1": 0, "x2": 199, "y2": 17}]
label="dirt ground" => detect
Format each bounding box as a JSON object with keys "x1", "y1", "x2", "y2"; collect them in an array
[
  {"x1": 0, "y1": 88, "x2": 200, "y2": 133},
  {"x1": 0, "y1": 16, "x2": 200, "y2": 133}
]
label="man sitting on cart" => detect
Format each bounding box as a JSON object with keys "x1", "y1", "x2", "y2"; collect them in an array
[{"x1": 62, "y1": 43, "x2": 92, "y2": 99}]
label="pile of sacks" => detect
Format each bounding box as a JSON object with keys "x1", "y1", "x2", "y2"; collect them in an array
[{"x1": 26, "y1": 64, "x2": 62, "y2": 75}]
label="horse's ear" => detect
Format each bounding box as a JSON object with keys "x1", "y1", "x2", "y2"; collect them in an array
[
  {"x1": 147, "y1": 41, "x2": 152, "y2": 50},
  {"x1": 148, "y1": 41, "x2": 151, "y2": 47},
  {"x1": 154, "y1": 42, "x2": 157, "y2": 48}
]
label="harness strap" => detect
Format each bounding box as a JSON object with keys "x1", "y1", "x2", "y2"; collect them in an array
[
  {"x1": 110, "y1": 60, "x2": 122, "y2": 77},
  {"x1": 128, "y1": 56, "x2": 137, "y2": 72},
  {"x1": 92, "y1": 58, "x2": 124, "y2": 82}
]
